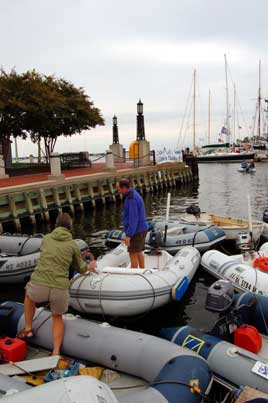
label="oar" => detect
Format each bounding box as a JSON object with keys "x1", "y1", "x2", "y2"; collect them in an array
[
  {"x1": 164, "y1": 193, "x2": 171, "y2": 242},
  {"x1": 247, "y1": 194, "x2": 253, "y2": 248}
]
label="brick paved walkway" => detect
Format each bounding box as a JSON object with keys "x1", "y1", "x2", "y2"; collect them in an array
[{"x1": 0, "y1": 163, "x2": 132, "y2": 188}]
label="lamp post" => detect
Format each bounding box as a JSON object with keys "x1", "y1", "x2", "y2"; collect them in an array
[
  {"x1": 136, "y1": 99, "x2": 145, "y2": 141},
  {"x1": 112, "y1": 115, "x2": 119, "y2": 144}
]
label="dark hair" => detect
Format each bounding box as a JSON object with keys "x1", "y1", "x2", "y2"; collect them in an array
[
  {"x1": 55, "y1": 212, "x2": 72, "y2": 230},
  {"x1": 118, "y1": 178, "x2": 131, "y2": 189}
]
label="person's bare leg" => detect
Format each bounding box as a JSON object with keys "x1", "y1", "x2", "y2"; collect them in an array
[
  {"x1": 137, "y1": 252, "x2": 145, "y2": 269},
  {"x1": 24, "y1": 294, "x2": 36, "y2": 334},
  {"x1": 129, "y1": 252, "x2": 139, "y2": 268},
  {"x1": 52, "y1": 314, "x2": 64, "y2": 355}
]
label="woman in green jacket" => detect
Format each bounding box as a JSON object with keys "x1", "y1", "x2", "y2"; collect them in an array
[{"x1": 18, "y1": 213, "x2": 95, "y2": 355}]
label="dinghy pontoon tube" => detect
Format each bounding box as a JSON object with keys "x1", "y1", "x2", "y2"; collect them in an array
[
  {"x1": 69, "y1": 244, "x2": 201, "y2": 316},
  {"x1": 2, "y1": 302, "x2": 212, "y2": 403},
  {"x1": 0, "y1": 235, "x2": 89, "y2": 284},
  {"x1": 161, "y1": 281, "x2": 268, "y2": 393},
  {"x1": 2, "y1": 376, "x2": 117, "y2": 403},
  {"x1": 201, "y1": 242, "x2": 268, "y2": 295},
  {"x1": 161, "y1": 325, "x2": 268, "y2": 394},
  {"x1": 106, "y1": 225, "x2": 225, "y2": 254}
]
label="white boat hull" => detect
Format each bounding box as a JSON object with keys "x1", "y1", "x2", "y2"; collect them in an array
[
  {"x1": 179, "y1": 213, "x2": 264, "y2": 241},
  {"x1": 201, "y1": 242, "x2": 268, "y2": 295},
  {"x1": 70, "y1": 244, "x2": 201, "y2": 316}
]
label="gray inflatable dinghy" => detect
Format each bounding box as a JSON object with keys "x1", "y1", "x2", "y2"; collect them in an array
[
  {"x1": 0, "y1": 234, "x2": 88, "y2": 284},
  {"x1": 1, "y1": 301, "x2": 212, "y2": 403}
]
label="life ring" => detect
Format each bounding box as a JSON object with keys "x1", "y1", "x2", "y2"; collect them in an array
[{"x1": 253, "y1": 257, "x2": 268, "y2": 272}]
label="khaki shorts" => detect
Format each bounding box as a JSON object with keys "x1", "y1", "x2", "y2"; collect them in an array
[
  {"x1": 128, "y1": 231, "x2": 148, "y2": 253},
  {"x1": 26, "y1": 282, "x2": 69, "y2": 315}
]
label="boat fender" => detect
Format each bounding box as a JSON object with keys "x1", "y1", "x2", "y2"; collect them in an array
[
  {"x1": 172, "y1": 277, "x2": 189, "y2": 301},
  {"x1": 253, "y1": 257, "x2": 268, "y2": 272}
]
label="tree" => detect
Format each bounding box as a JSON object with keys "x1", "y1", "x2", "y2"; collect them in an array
[
  {"x1": 0, "y1": 69, "x2": 105, "y2": 162},
  {"x1": 0, "y1": 69, "x2": 30, "y2": 163}
]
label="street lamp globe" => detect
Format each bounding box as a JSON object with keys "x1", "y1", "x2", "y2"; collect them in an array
[
  {"x1": 113, "y1": 115, "x2": 118, "y2": 126},
  {"x1": 137, "y1": 99, "x2": 143, "y2": 115}
]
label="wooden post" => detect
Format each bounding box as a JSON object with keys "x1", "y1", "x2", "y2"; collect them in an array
[
  {"x1": 107, "y1": 179, "x2": 116, "y2": 202},
  {"x1": 65, "y1": 186, "x2": 75, "y2": 213},
  {"x1": 39, "y1": 189, "x2": 49, "y2": 222},
  {"x1": 52, "y1": 188, "x2": 62, "y2": 213},
  {"x1": 24, "y1": 192, "x2": 36, "y2": 225},
  {"x1": 8, "y1": 195, "x2": 21, "y2": 231},
  {"x1": 74, "y1": 185, "x2": 84, "y2": 211},
  {"x1": 87, "y1": 183, "x2": 96, "y2": 207},
  {"x1": 97, "y1": 181, "x2": 105, "y2": 205}
]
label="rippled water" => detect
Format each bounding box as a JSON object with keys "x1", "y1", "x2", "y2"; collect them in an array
[{"x1": 1, "y1": 162, "x2": 268, "y2": 334}]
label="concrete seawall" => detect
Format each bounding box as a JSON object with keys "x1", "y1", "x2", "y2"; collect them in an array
[{"x1": 0, "y1": 162, "x2": 194, "y2": 231}]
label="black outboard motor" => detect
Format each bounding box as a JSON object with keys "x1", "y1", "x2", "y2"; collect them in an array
[
  {"x1": 186, "y1": 204, "x2": 201, "y2": 218},
  {"x1": 263, "y1": 208, "x2": 268, "y2": 223},
  {"x1": 148, "y1": 229, "x2": 163, "y2": 249},
  {"x1": 205, "y1": 280, "x2": 242, "y2": 341}
]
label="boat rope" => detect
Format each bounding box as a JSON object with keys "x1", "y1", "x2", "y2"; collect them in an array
[
  {"x1": 111, "y1": 380, "x2": 218, "y2": 402},
  {"x1": 218, "y1": 244, "x2": 231, "y2": 255},
  {"x1": 17, "y1": 237, "x2": 31, "y2": 256},
  {"x1": 69, "y1": 271, "x2": 94, "y2": 314},
  {"x1": 98, "y1": 273, "x2": 110, "y2": 322}
]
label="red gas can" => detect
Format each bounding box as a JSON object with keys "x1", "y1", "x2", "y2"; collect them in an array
[
  {"x1": 0, "y1": 337, "x2": 27, "y2": 362},
  {"x1": 234, "y1": 324, "x2": 262, "y2": 354}
]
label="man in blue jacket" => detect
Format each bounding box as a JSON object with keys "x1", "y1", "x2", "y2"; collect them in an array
[{"x1": 117, "y1": 178, "x2": 148, "y2": 268}]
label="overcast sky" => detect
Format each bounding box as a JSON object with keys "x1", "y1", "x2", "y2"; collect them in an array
[{"x1": 1, "y1": 0, "x2": 268, "y2": 156}]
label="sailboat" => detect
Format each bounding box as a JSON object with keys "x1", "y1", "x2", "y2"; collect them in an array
[
  {"x1": 251, "y1": 60, "x2": 268, "y2": 159},
  {"x1": 197, "y1": 55, "x2": 255, "y2": 163}
]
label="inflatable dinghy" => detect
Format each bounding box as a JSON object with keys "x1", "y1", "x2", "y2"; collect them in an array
[
  {"x1": 2, "y1": 376, "x2": 117, "y2": 403},
  {"x1": 238, "y1": 167, "x2": 256, "y2": 173},
  {"x1": 69, "y1": 244, "x2": 200, "y2": 316},
  {"x1": 0, "y1": 301, "x2": 212, "y2": 403},
  {"x1": 201, "y1": 242, "x2": 268, "y2": 295},
  {"x1": 179, "y1": 212, "x2": 264, "y2": 241},
  {"x1": 0, "y1": 234, "x2": 43, "y2": 284},
  {"x1": 146, "y1": 225, "x2": 225, "y2": 254},
  {"x1": 161, "y1": 279, "x2": 268, "y2": 393},
  {"x1": 106, "y1": 225, "x2": 225, "y2": 255},
  {"x1": 0, "y1": 234, "x2": 89, "y2": 284}
]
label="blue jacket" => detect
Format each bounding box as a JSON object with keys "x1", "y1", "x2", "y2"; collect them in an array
[{"x1": 123, "y1": 189, "x2": 148, "y2": 237}]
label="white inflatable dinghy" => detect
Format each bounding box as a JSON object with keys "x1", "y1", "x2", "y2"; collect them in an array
[{"x1": 70, "y1": 244, "x2": 201, "y2": 316}]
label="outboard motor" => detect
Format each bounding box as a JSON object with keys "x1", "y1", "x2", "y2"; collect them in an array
[
  {"x1": 236, "y1": 232, "x2": 252, "y2": 251},
  {"x1": 205, "y1": 280, "x2": 241, "y2": 341},
  {"x1": 263, "y1": 208, "x2": 268, "y2": 223},
  {"x1": 148, "y1": 229, "x2": 163, "y2": 249},
  {"x1": 206, "y1": 280, "x2": 235, "y2": 313},
  {"x1": 186, "y1": 204, "x2": 201, "y2": 218}
]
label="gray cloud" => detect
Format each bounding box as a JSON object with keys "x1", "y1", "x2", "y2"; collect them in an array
[{"x1": 1, "y1": 0, "x2": 268, "y2": 155}]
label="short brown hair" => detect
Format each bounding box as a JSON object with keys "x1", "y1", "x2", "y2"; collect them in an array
[
  {"x1": 55, "y1": 212, "x2": 72, "y2": 230},
  {"x1": 118, "y1": 178, "x2": 131, "y2": 189}
]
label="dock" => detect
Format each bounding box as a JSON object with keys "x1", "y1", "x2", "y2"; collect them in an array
[
  {"x1": 0, "y1": 161, "x2": 193, "y2": 231},
  {"x1": 235, "y1": 385, "x2": 268, "y2": 402}
]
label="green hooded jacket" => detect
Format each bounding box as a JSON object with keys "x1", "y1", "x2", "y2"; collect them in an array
[{"x1": 30, "y1": 226, "x2": 87, "y2": 289}]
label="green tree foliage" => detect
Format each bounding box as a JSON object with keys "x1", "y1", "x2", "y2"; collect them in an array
[{"x1": 0, "y1": 69, "x2": 104, "y2": 161}]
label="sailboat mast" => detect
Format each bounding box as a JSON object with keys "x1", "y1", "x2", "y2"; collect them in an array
[
  {"x1": 233, "y1": 84, "x2": 236, "y2": 143},
  {"x1": 193, "y1": 69, "x2": 196, "y2": 150},
  {"x1": 258, "y1": 59, "x2": 261, "y2": 141},
  {"x1": 224, "y1": 54, "x2": 231, "y2": 144},
  {"x1": 208, "y1": 89, "x2": 211, "y2": 144}
]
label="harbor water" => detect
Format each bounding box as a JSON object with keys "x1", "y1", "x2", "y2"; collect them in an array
[{"x1": 1, "y1": 162, "x2": 268, "y2": 335}]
